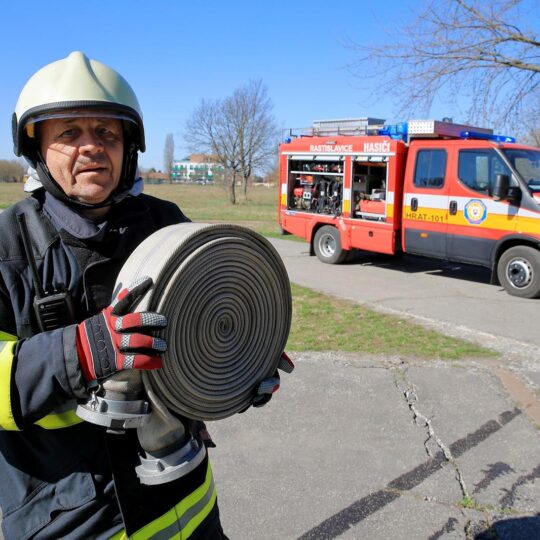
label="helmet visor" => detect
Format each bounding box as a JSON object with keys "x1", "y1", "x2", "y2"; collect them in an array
[{"x1": 24, "y1": 109, "x2": 137, "y2": 138}]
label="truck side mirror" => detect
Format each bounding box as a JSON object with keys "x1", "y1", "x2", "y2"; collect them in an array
[{"x1": 493, "y1": 174, "x2": 510, "y2": 201}]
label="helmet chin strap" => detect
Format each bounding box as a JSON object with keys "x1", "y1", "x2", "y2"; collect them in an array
[
  {"x1": 35, "y1": 158, "x2": 111, "y2": 210},
  {"x1": 34, "y1": 142, "x2": 138, "y2": 210}
]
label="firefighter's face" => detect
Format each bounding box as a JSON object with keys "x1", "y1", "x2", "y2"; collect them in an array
[{"x1": 39, "y1": 116, "x2": 124, "y2": 205}]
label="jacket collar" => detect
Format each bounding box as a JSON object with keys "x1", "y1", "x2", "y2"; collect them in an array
[{"x1": 43, "y1": 192, "x2": 108, "y2": 241}]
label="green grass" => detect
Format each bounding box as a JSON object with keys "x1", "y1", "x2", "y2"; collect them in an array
[
  {"x1": 287, "y1": 283, "x2": 497, "y2": 359},
  {"x1": 0, "y1": 181, "x2": 498, "y2": 360},
  {"x1": 0, "y1": 182, "x2": 29, "y2": 208},
  {"x1": 145, "y1": 183, "x2": 283, "y2": 236},
  {"x1": 458, "y1": 496, "x2": 477, "y2": 509}
]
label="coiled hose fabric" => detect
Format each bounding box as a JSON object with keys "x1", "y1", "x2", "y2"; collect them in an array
[{"x1": 115, "y1": 223, "x2": 292, "y2": 421}]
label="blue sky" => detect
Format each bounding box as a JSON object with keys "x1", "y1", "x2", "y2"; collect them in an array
[{"x1": 0, "y1": 0, "x2": 446, "y2": 169}]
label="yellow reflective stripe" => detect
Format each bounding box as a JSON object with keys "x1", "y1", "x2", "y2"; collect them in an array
[
  {"x1": 132, "y1": 507, "x2": 176, "y2": 539},
  {"x1": 131, "y1": 460, "x2": 217, "y2": 540},
  {"x1": 0, "y1": 335, "x2": 19, "y2": 431},
  {"x1": 0, "y1": 329, "x2": 83, "y2": 431},
  {"x1": 34, "y1": 405, "x2": 83, "y2": 429}
]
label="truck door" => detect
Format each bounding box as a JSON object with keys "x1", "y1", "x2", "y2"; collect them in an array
[
  {"x1": 445, "y1": 148, "x2": 515, "y2": 265},
  {"x1": 403, "y1": 148, "x2": 449, "y2": 258}
]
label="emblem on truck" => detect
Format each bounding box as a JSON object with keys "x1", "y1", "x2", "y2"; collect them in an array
[{"x1": 464, "y1": 199, "x2": 487, "y2": 225}]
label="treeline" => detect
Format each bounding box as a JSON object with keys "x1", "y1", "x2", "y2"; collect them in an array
[{"x1": 0, "y1": 160, "x2": 25, "y2": 182}]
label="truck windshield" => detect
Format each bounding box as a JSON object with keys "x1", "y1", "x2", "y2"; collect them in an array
[{"x1": 502, "y1": 149, "x2": 540, "y2": 194}]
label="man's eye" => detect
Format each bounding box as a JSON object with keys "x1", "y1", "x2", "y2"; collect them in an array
[
  {"x1": 59, "y1": 129, "x2": 77, "y2": 138},
  {"x1": 97, "y1": 127, "x2": 120, "y2": 139}
]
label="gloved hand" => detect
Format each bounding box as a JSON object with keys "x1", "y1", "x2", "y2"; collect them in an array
[
  {"x1": 248, "y1": 352, "x2": 295, "y2": 409},
  {"x1": 137, "y1": 374, "x2": 186, "y2": 455},
  {"x1": 76, "y1": 277, "x2": 167, "y2": 383},
  {"x1": 100, "y1": 370, "x2": 144, "y2": 401}
]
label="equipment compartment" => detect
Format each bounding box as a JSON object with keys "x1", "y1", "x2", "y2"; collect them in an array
[
  {"x1": 288, "y1": 158, "x2": 343, "y2": 216},
  {"x1": 352, "y1": 161, "x2": 388, "y2": 221}
]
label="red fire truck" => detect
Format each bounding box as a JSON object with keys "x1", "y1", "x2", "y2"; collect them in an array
[{"x1": 278, "y1": 118, "x2": 540, "y2": 298}]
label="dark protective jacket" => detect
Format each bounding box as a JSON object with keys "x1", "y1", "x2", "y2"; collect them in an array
[{"x1": 0, "y1": 190, "x2": 225, "y2": 539}]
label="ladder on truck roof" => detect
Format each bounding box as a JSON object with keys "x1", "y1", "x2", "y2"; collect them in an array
[
  {"x1": 283, "y1": 118, "x2": 386, "y2": 138},
  {"x1": 311, "y1": 117, "x2": 386, "y2": 136},
  {"x1": 283, "y1": 118, "x2": 515, "y2": 143}
]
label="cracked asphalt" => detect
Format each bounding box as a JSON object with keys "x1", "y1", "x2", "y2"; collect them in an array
[{"x1": 208, "y1": 239, "x2": 540, "y2": 539}]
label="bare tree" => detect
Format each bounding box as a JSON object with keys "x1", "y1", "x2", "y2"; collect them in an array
[
  {"x1": 233, "y1": 80, "x2": 278, "y2": 199},
  {"x1": 184, "y1": 80, "x2": 277, "y2": 204},
  {"x1": 185, "y1": 99, "x2": 241, "y2": 203},
  {"x1": 163, "y1": 133, "x2": 175, "y2": 184},
  {"x1": 351, "y1": 0, "x2": 540, "y2": 131},
  {"x1": 523, "y1": 128, "x2": 540, "y2": 146}
]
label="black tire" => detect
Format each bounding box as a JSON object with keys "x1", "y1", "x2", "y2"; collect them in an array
[
  {"x1": 497, "y1": 246, "x2": 540, "y2": 298},
  {"x1": 313, "y1": 225, "x2": 348, "y2": 264}
]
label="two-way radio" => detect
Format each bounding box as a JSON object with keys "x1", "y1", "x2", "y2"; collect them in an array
[{"x1": 17, "y1": 213, "x2": 76, "y2": 332}]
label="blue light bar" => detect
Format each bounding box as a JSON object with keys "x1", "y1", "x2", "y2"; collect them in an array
[
  {"x1": 460, "y1": 131, "x2": 516, "y2": 143},
  {"x1": 378, "y1": 122, "x2": 408, "y2": 141}
]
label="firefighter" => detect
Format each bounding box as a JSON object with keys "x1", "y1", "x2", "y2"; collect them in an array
[{"x1": 0, "y1": 51, "x2": 241, "y2": 539}]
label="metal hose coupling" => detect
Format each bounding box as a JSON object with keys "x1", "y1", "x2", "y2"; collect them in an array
[
  {"x1": 136, "y1": 436, "x2": 206, "y2": 485},
  {"x1": 76, "y1": 371, "x2": 150, "y2": 432}
]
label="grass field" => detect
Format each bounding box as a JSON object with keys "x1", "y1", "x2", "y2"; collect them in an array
[
  {"x1": 0, "y1": 182, "x2": 30, "y2": 209},
  {"x1": 0, "y1": 181, "x2": 497, "y2": 358},
  {"x1": 0, "y1": 182, "x2": 280, "y2": 224},
  {"x1": 146, "y1": 183, "x2": 284, "y2": 237},
  {"x1": 288, "y1": 283, "x2": 496, "y2": 359}
]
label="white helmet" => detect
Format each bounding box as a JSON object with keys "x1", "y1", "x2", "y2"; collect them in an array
[{"x1": 13, "y1": 51, "x2": 145, "y2": 207}]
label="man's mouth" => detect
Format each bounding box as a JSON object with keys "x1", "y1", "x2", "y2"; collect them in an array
[{"x1": 77, "y1": 166, "x2": 108, "y2": 174}]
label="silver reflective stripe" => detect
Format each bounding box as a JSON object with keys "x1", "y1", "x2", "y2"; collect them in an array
[{"x1": 147, "y1": 476, "x2": 215, "y2": 540}]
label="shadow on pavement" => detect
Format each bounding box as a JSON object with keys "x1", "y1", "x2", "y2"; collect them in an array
[
  {"x1": 475, "y1": 515, "x2": 540, "y2": 539},
  {"x1": 345, "y1": 250, "x2": 492, "y2": 286},
  {"x1": 298, "y1": 409, "x2": 527, "y2": 540}
]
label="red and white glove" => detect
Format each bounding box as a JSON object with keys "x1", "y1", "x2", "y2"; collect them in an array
[
  {"x1": 252, "y1": 352, "x2": 295, "y2": 408},
  {"x1": 76, "y1": 277, "x2": 167, "y2": 383}
]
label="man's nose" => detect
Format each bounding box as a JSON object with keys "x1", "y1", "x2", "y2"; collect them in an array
[{"x1": 78, "y1": 132, "x2": 104, "y2": 154}]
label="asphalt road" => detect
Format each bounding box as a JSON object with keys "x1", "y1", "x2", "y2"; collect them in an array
[
  {"x1": 267, "y1": 238, "x2": 540, "y2": 359},
  {"x1": 210, "y1": 353, "x2": 540, "y2": 540},
  {"x1": 208, "y1": 237, "x2": 540, "y2": 540}
]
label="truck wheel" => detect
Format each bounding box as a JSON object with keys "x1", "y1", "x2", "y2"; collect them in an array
[
  {"x1": 313, "y1": 226, "x2": 348, "y2": 264},
  {"x1": 497, "y1": 246, "x2": 540, "y2": 298}
]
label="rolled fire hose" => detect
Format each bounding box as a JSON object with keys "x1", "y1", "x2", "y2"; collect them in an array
[{"x1": 114, "y1": 222, "x2": 292, "y2": 421}]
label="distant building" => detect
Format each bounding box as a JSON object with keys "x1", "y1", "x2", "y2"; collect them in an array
[{"x1": 171, "y1": 155, "x2": 224, "y2": 183}]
